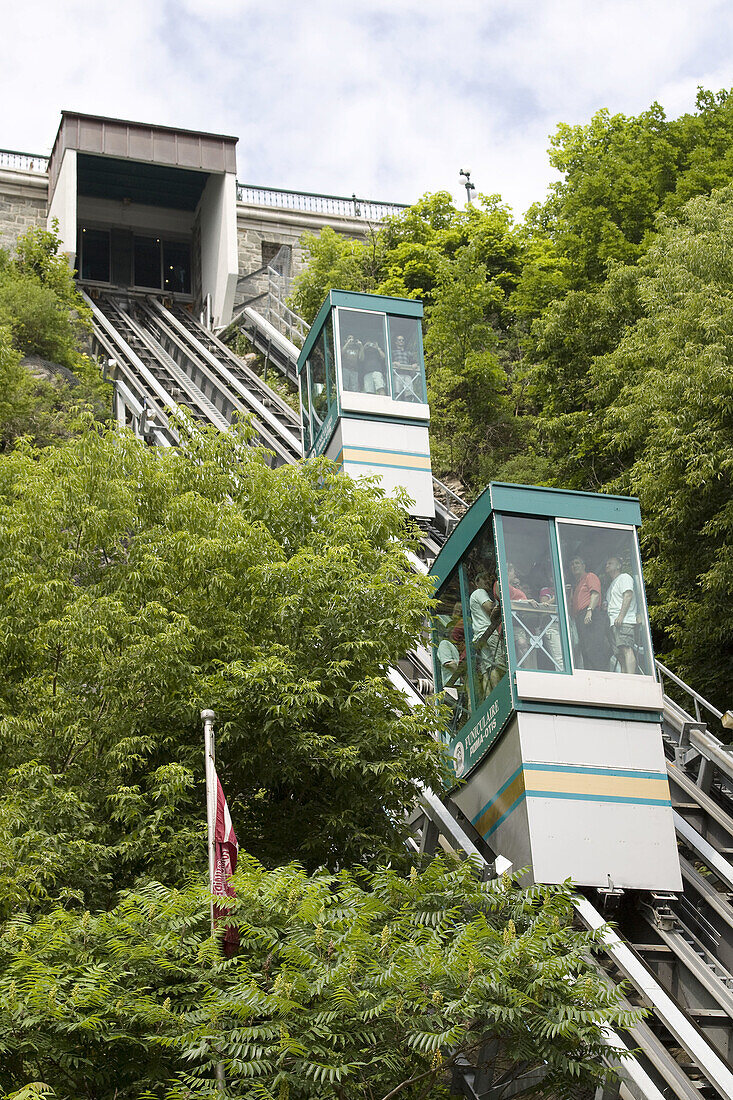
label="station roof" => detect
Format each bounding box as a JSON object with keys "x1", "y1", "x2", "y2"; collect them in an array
[{"x1": 48, "y1": 111, "x2": 237, "y2": 204}]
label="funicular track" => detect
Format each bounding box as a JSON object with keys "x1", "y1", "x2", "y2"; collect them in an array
[
  {"x1": 83, "y1": 290, "x2": 303, "y2": 465},
  {"x1": 92, "y1": 290, "x2": 733, "y2": 1099}
]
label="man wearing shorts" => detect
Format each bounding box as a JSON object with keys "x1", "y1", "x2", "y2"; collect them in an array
[{"x1": 605, "y1": 556, "x2": 638, "y2": 674}]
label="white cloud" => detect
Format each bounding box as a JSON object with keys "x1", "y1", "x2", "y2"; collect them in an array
[{"x1": 2, "y1": 0, "x2": 733, "y2": 215}]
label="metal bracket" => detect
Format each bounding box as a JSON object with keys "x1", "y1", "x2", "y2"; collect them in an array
[
  {"x1": 641, "y1": 892, "x2": 678, "y2": 932},
  {"x1": 675, "y1": 721, "x2": 706, "y2": 768}
]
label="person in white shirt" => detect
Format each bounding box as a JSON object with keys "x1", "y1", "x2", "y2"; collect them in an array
[
  {"x1": 605, "y1": 556, "x2": 638, "y2": 674},
  {"x1": 469, "y1": 572, "x2": 503, "y2": 699},
  {"x1": 437, "y1": 636, "x2": 461, "y2": 699}
]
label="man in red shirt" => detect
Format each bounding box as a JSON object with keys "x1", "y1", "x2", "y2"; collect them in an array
[{"x1": 569, "y1": 555, "x2": 610, "y2": 671}]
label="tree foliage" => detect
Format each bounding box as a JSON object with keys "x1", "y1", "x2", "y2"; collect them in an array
[
  {"x1": 0, "y1": 224, "x2": 108, "y2": 450},
  {"x1": 0, "y1": 421, "x2": 444, "y2": 907},
  {"x1": 532, "y1": 87, "x2": 733, "y2": 289},
  {"x1": 0, "y1": 860, "x2": 637, "y2": 1100}
]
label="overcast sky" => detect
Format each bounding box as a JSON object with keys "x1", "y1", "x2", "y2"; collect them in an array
[{"x1": 3, "y1": 0, "x2": 733, "y2": 217}]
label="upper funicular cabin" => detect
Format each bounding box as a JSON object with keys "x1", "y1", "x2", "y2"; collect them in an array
[{"x1": 296, "y1": 290, "x2": 434, "y2": 518}]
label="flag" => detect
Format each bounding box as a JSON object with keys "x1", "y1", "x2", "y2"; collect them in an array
[{"x1": 212, "y1": 774, "x2": 239, "y2": 956}]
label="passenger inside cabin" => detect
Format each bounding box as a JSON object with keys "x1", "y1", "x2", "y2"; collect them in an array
[
  {"x1": 362, "y1": 340, "x2": 387, "y2": 395},
  {"x1": 538, "y1": 585, "x2": 563, "y2": 671},
  {"x1": 391, "y1": 333, "x2": 421, "y2": 401},
  {"x1": 341, "y1": 334, "x2": 362, "y2": 391},
  {"x1": 504, "y1": 561, "x2": 535, "y2": 667},
  {"x1": 568, "y1": 555, "x2": 610, "y2": 671},
  {"x1": 436, "y1": 604, "x2": 468, "y2": 728},
  {"x1": 469, "y1": 570, "x2": 503, "y2": 700},
  {"x1": 605, "y1": 556, "x2": 638, "y2": 674}
]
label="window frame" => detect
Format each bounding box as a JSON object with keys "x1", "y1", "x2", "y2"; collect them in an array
[
  {"x1": 494, "y1": 513, "x2": 572, "y2": 676},
  {"x1": 556, "y1": 517, "x2": 656, "y2": 679},
  {"x1": 334, "y1": 306, "x2": 392, "y2": 399}
]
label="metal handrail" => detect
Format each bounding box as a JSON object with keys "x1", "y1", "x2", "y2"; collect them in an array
[
  {"x1": 431, "y1": 475, "x2": 468, "y2": 512},
  {"x1": 236, "y1": 182, "x2": 407, "y2": 220},
  {"x1": 0, "y1": 148, "x2": 49, "y2": 173},
  {"x1": 655, "y1": 659, "x2": 723, "y2": 725}
]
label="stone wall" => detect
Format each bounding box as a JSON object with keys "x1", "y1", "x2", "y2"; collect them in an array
[
  {"x1": 235, "y1": 203, "x2": 370, "y2": 309},
  {"x1": 0, "y1": 169, "x2": 48, "y2": 252}
]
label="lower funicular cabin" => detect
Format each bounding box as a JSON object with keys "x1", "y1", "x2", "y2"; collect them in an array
[
  {"x1": 430, "y1": 482, "x2": 682, "y2": 892},
  {"x1": 296, "y1": 290, "x2": 434, "y2": 518}
]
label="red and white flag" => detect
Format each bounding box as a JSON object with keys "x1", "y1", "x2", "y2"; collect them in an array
[{"x1": 212, "y1": 774, "x2": 239, "y2": 956}]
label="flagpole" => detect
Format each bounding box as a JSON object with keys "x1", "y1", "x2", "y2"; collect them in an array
[
  {"x1": 201, "y1": 708, "x2": 226, "y2": 1091},
  {"x1": 201, "y1": 708, "x2": 217, "y2": 937}
]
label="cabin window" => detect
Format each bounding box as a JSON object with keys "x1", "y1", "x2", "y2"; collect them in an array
[
  {"x1": 308, "y1": 333, "x2": 328, "y2": 439},
  {"x1": 324, "y1": 316, "x2": 337, "y2": 411},
  {"x1": 498, "y1": 516, "x2": 568, "y2": 673},
  {"x1": 557, "y1": 522, "x2": 653, "y2": 676},
  {"x1": 432, "y1": 567, "x2": 470, "y2": 733},
  {"x1": 464, "y1": 522, "x2": 508, "y2": 704},
  {"x1": 388, "y1": 316, "x2": 425, "y2": 403},
  {"x1": 337, "y1": 309, "x2": 390, "y2": 396},
  {"x1": 300, "y1": 367, "x2": 312, "y2": 454}
]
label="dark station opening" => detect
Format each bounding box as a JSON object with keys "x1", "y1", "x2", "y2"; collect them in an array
[{"x1": 75, "y1": 153, "x2": 204, "y2": 296}]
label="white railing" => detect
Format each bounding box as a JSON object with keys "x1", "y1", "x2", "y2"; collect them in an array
[
  {"x1": 655, "y1": 658, "x2": 724, "y2": 726},
  {"x1": 0, "y1": 149, "x2": 49, "y2": 173},
  {"x1": 265, "y1": 263, "x2": 309, "y2": 346},
  {"x1": 236, "y1": 182, "x2": 407, "y2": 221}
]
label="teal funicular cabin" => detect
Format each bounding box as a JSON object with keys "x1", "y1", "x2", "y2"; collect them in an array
[
  {"x1": 430, "y1": 481, "x2": 681, "y2": 892},
  {"x1": 296, "y1": 290, "x2": 434, "y2": 518}
]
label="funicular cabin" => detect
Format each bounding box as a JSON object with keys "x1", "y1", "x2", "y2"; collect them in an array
[
  {"x1": 296, "y1": 290, "x2": 434, "y2": 518},
  {"x1": 430, "y1": 482, "x2": 682, "y2": 893}
]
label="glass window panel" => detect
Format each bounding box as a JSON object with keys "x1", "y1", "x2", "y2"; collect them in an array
[
  {"x1": 80, "y1": 228, "x2": 110, "y2": 282},
  {"x1": 308, "y1": 332, "x2": 328, "y2": 439},
  {"x1": 163, "y1": 241, "x2": 191, "y2": 294},
  {"x1": 557, "y1": 522, "x2": 653, "y2": 676},
  {"x1": 388, "y1": 316, "x2": 425, "y2": 403},
  {"x1": 500, "y1": 516, "x2": 567, "y2": 673},
  {"x1": 464, "y1": 524, "x2": 507, "y2": 704},
  {"x1": 300, "y1": 368, "x2": 312, "y2": 454},
  {"x1": 432, "y1": 568, "x2": 470, "y2": 733},
  {"x1": 337, "y1": 309, "x2": 389, "y2": 395},
  {"x1": 324, "y1": 316, "x2": 337, "y2": 406},
  {"x1": 134, "y1": 236, "x2": 162, "y2": 289}
]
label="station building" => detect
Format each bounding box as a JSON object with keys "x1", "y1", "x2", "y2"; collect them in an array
[{"x1": 0, "y1": 111, "x2": 405, "y2": 329}]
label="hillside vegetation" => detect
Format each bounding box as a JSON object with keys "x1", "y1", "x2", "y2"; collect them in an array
[{"x1": 292, "y1": 87, "x2": 733, "y2": 709}]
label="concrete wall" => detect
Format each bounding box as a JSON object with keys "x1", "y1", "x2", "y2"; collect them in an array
[
  {"x1": 47, "y1": 149, "x2": 77, "y2": 266},
  {"x1": 198, "y1": 172, "x2": 239, "y2": 327},
  {"x1": 0, "y1": 168, "x2": 47, "y2": 252}
]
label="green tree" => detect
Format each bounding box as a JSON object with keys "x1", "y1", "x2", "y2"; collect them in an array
[
  {"x1": 0, "y1": 225, "x2": 108, "y2": 448},
  {"x1": 591, "y1": 188, "x2": 733, "y2": 708},
  {"x1": 531, "y1": 88, "x2": 733, "y2": 290},
  {"x1": 0, "y1": 861, "x2": 637, "y2": 1100},
  {"x1": 423, "y1": 247, "x2": 513, "y2": 485},
  {"x1": 0, "y1": 422, "x2": 444, "y2": 905}
]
